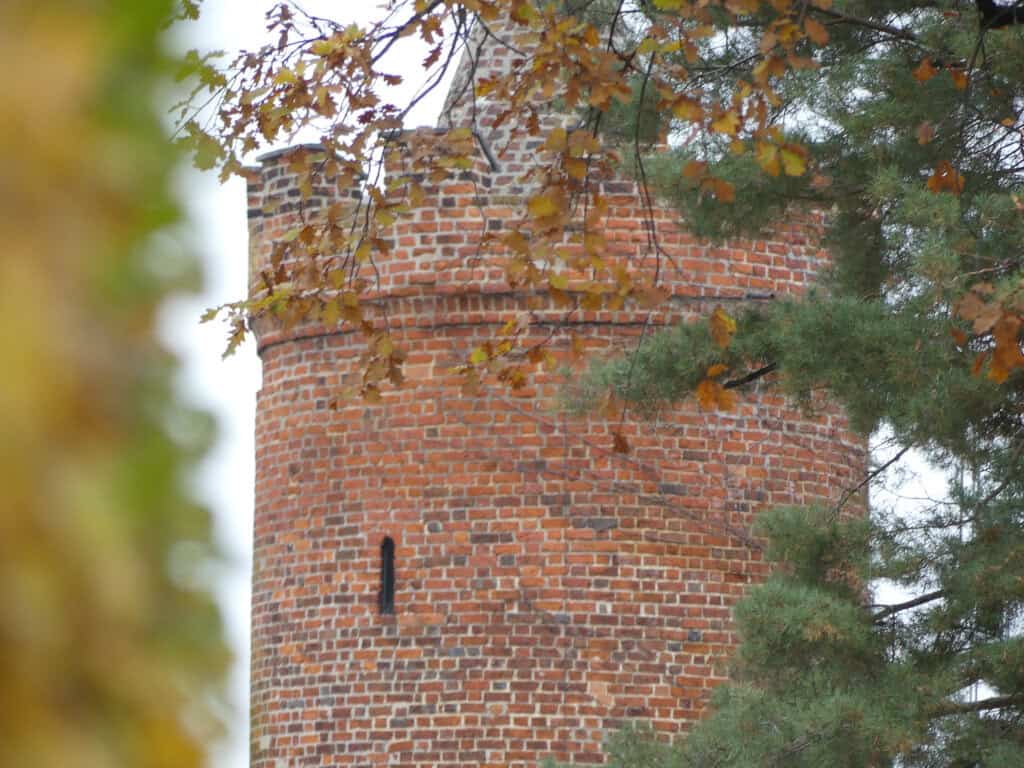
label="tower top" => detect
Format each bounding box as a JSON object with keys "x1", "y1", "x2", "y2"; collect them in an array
[{"x1": 439, "y1": 15, "x2": 533, "y2": 130}]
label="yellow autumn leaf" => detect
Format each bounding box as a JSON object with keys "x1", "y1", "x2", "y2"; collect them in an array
[
  {"x1": 752, "y1": 55, "x2": 786, "y2": 84},
  {"x1": 565, "y1": 157, "x2": 587, "y2": 180},
  {"x1": 527, "y1": 193, "x2": 559, "y2": 219},
  {"x1": 711, "y1": 110, "x2": 741, "y2": 136},
  {"x1": 709, "y1": 306, "x2": 737, "y2": 348},
  {"x1": 756, "y1": 142, "x2": 781, "y2": 176},
  {"x1": 672, "y1": 98, "x2": 703, "y2": 121},
  {"x1": 503, "y1": 230, "x2": 530, "y2": 254},
  {"x1": 322, "y1": 298, "x2": 340, "y2": 326},
  {"x1": 696, "y1": 378, "x2": 735, "y2": 411},
  {"x1": 707, "y1": 363, "x2": 728, "y2": 378},
  {"x1": 780, "y1": 144, "x2": 808, "y2": 176},
  {"x1": 545, "y1": 127, "x2": 568, "y2": 152}
]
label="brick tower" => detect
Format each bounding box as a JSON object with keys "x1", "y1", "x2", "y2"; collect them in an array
[{"x1": 247, "y1": 21, "x2": 866, "y2": 768}]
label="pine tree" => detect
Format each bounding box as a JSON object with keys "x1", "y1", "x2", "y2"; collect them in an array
[{"x1": 572, "y1": 2, "x2": 1024, "y2": 764}]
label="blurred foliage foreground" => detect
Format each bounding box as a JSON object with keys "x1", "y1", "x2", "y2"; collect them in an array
[{"x1": 0, "y1": 2, "x2": 229, "y2": 767}]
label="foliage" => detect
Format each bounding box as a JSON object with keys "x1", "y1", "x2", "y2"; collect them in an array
[
  {"x1": 178, "y1": 0, "x2": 1024, "y2": 396},
  {"x1": 0, "y1": 1, "x2": 229, "y2": 766},
  {"x1": 180, "y1": 0, "x2": 1024, "y2": 764},
  {"x1": 177, "y1": 0, "x2": 848, "y2": 396}
]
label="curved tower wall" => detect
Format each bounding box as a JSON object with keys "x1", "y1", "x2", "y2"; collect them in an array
[{"x1": 247, "y1": 23, "x2": 866, "y2": 768}]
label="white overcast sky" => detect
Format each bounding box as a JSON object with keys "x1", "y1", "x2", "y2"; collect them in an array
[
  {"x1": 164, "y1": 3, "x2": 450, "y2": 765},
  {"x1": 163, "y1": 4, "x2": 945, "y2": 766}
]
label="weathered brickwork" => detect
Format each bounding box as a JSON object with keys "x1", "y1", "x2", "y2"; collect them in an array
[{"x1": 248, "y1": 23, "x2": 867, "y2": 768}]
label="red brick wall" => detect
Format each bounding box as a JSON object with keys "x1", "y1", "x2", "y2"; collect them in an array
[
  {"x1": 247, "y1": 155, "x2": 864, "y2": 768},
  {"x1": 247, "y1": 20, "x2": 866, "y2": 768}
]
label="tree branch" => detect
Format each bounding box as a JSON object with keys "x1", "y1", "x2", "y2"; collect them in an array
[
  {"x1": 723, "y1": 363, "x2": 778, "y2": 390},
  {"x1": 811, "y1": 7, "x2": 920, "y2": 43},
  {"x1": 834, "y1": 443, "x2": 913, "y2": 516},
  {"x1": 932, "y1": 693, "x2": 1024, "y2": 716},
  {"x1": 872, "y1": 588, "x2": 945, "y2": 623},
  {"x1": 976, "y1": 0, "x2": 1024, "y2": 30}
]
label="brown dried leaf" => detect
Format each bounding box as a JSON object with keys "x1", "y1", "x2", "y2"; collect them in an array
[
  {"x1": 956, "y1": 290, "x2": 985, "y2": 322},
  {"x1": 927, "y1": 161, "x2": 964, "y2": 195},
  {"x1": 696, "y1": 378, "x2": 736, "y2": 411},
  {"x1": 804, "y1": 18, "x2": 829, "y2": 46},
  {"x1": 972, "y1": 302, "x2": 1002, "y2": 335},
  {"x1": 916, "y1": 121, "x2": 935, "y2": 145},
  {"x1": 913, "y1": 58, "x2": 938, "y2": 83},
  {"x1": 706, "y1": 363, "x2": 728, "y2": 378},
  {"x1": 713, "y1": 178, "x2": 736, "y2": 202}
]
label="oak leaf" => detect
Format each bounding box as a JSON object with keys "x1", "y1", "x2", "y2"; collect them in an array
[
  {"x1": 672, "y1": 98, "x2": 703, "y2": 121},
  {"x1": 956, "y1": 290, "x2": 985, "y2": 322},
  {"x1": 804, "y1": 18, "x2": 829, "y2": 45},
  {"x1": 990, "y1": 314, "x2": 1024, "y2": 382},
  {"x1": 545, "y1": 127, "x2": 568, "y2": 152},
  {"x1": 683, "y1": 160, "x2": 708, "y2": 179},
  {"x1": 972, "y1": 302, "x2": 1002, "y2": 335},
  {"x1": 913, "y1": 58, "x2": 938, "y2": 83},
  {"x1": 706, "y1": 363, "x2": 728, "y2": 378},
  {"x1": 756, "y1": 141, "x2": 781, "y2": 176},
  {"x1": 712, "y1": 178, "x2": 736, "y2": 202},
  {"x1": 780, "y1": 144, "x2": 808, "y2": 176},
  {"x1": 927, "y1": 161, "x2": 964, "y2": 195},
  {"x1": 528, "y1": 193, "x2": 560, "y2": 219},
  {"x1": 696, "y1": 377, "x2": 736, "y2": 411},
  {"x1": 711, "y1": 110, "x2": 741, "y2": 136}
]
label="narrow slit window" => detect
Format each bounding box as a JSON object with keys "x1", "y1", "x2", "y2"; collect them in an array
[{"x1": 379, "y1": 537, "x2": 395, "y2": 615}]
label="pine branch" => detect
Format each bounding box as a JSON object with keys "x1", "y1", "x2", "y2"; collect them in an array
[
  {"x1": 974, "y1": 437, "x2": 1024, "y2": 508},
  {"x1": 976, "y1": 0, "x2": 1024, "y2": 29},
  {"x1": 723, "y1": 363, "x2": 778, "y2": 390},
  {"x1": 872, "y1": 588, "x2": 945, "y2": 623},
  {"x1": 811, "y1": 7, "x2": 920, "y2": 43},
  {"x1": 933, "y1": 693, "x2": 1024, "y2": 716},
  {"x1": 834, "y1": 443, "x2": 913, "y2": 516}
]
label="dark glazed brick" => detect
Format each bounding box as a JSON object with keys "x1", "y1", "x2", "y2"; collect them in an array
[{"x1": 573, "y1": 517, "x2": 618, "y2": 532}]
